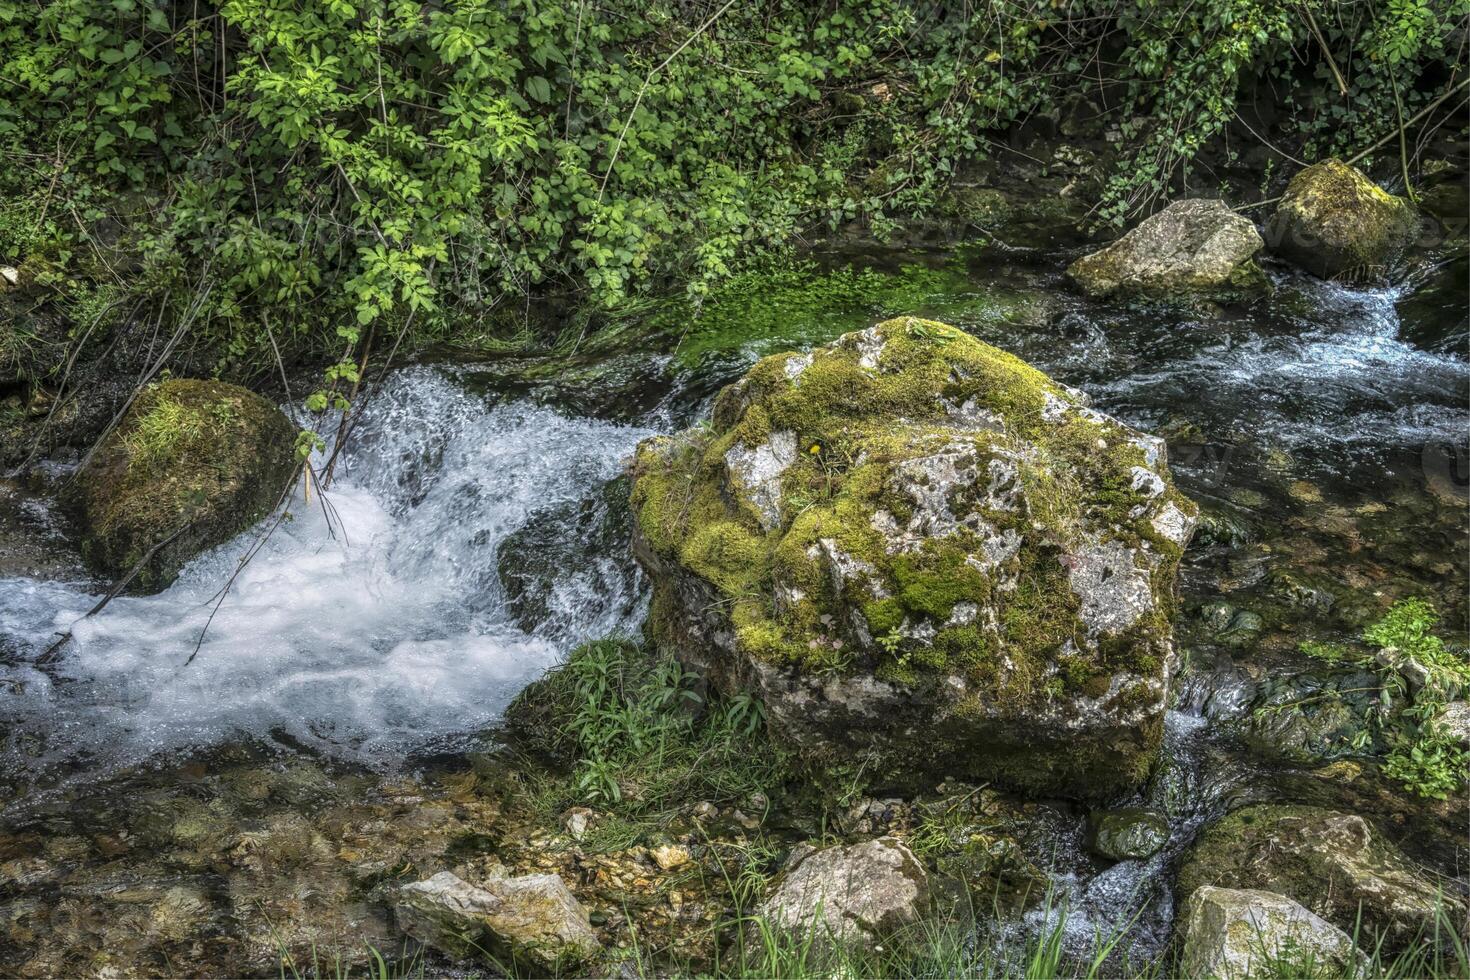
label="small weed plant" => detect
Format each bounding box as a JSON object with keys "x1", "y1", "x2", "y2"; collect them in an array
[{"x1": 1298, "y1": 598, "x2": 1469, "y2": 799}]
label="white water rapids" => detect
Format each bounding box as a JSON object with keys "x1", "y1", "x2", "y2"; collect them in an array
[{"x1": 0, "y1": 367, "x2": 654, "y2": 781}]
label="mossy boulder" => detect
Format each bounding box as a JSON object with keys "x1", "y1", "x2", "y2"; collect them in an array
[
  {"x1": 629, "y1": 317, "x2": 1197, "y2": 799},
  {"x1": 1067, "y1": 199, "x2": 1266, "y2": 299},
  {"x1": 1178, "y1": 804, "x2": 1464, "y2": 946},
  {"x1": 76, "y1": 378, "x2": 296, "y2": 592},
  {"x1": 1265, "y1": 160, "x2": 1418, "y2": 281},
  {"x1": 1087, "y1": 807, "x2": 1169, "y2": 860}
]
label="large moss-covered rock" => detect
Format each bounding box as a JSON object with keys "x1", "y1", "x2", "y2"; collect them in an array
[
  {"x1": 1067, "y1": 199, "x2": 1266, "y2": 298},
  {"x1": 1265, "y1": 160, "x2": 1418, "y2": 280},
  {"x1": 76, "y1": 378, "x2": 296, "y2": 592},
  {"x1": 1178, "y1": 804, "x2": 1462, "y2": 945},
  {"x1": 629, "y1": 318, "x2": 1197, "y2": 798}
]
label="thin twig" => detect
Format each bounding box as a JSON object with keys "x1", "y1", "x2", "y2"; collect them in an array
[{"x1": 597, "y1": 0, "x2": 737, "y2": 202}]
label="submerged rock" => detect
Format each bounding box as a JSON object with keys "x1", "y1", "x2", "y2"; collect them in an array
[
  {"x1": 1066, "y1": 199, "x2": 1265, "y2": 298},
  {"x1": 1265, "y1": 160, "x2": 1418, "y2": 280},
  {"x1": 1086, "y1": 807, "x2": 1168, "y2": 860},
  {"x1": 1180, "y1": 886, "x2": 1362, "y2": 979},
  {"x1": 1178, "y1": 804, "x2": 1461, "y2": 944},
  {"x1": 75, "y1": 379, "x2": 296, "y2": 592},
  {"x1": 759, "y1": 837, "x2": 928, "y2": 948},
  {"x1": 395, "y1": 869, "x2": 600, "y2": 970},
  {"x1": 630, "y1": 318, "x2": 1197, "y2": 798}
]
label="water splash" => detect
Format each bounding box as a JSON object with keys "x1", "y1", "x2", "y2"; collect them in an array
[{"x1": 0, "y1": 366, "x2": 654, "y2": 784}]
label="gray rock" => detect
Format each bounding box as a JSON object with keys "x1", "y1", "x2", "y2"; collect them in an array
[
  {"x1": 1067, "y1": 199, "x2": 1265, "y2": 298},
  {"x1": 395, "y1": 869, "x2": 599, "y2": 970},
  {"x1": 1181, "y1": 886, "x2": 1363, "y2": 979},
  {"x1": 1265, "y1": 159, "x2": 1418, "y2": 281},
  {"x1": 759, "y1": 837, "x2": 928, "y2": 948},
  {"x1": 1441, "y1": 701, "x2": 1470, "y2": 744},
  {"x1": 1178, "y1": 804, "x2": 1463, "y2": 944}
]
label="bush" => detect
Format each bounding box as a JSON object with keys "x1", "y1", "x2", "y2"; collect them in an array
[{"x1": 2, "y1": 0, "x2": 1464, "y2": 407}]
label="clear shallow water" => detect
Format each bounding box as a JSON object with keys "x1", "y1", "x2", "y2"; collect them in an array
[
  {"x1": 0, "y1": 367, "x2": 652, "y2": 791},
  {"x1": 0, "y1": 240, "x2": 1464, "y2": 973}
]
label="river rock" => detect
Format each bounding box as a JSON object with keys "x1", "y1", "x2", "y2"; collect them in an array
[
  {"x1": 1180, "y1": 886, "x2": 1363, "y2": 979},
  {"x1": 760, "y1": 837, "x2": 928, "y2": 947},
  {"x1": 1087, "y1": 807, "x2": 1168, "y2": 860},
  {"x1": 1066, "y1": 199, "x2": 1266, "y2": 298},
  {"x1": 631, "y1": 318, "x2": 1196, "y2": 798},
  {"x1": 75, "y1": 379, "x2": 296, "y2": 592},
  {"x1": 395, "y1": 869, "x2": 600, "y2": 970},
  {"x1": 1178, "y1": 804, "x2": 1461, "y2": 944},
  {"x1": 1265, "y1": 160, "x2": 1418, "y2": 280}
]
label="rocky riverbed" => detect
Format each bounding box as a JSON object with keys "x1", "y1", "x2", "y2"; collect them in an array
[{"x1": 0, "y1": 169, "x2": 1466, "y2": 976}]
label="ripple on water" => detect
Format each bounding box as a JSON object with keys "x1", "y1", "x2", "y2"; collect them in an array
[{"x1": 0, "y1": 366, "x2": 654, "y2": 788}]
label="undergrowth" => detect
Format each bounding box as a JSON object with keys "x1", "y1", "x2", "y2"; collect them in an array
[
  {"x1": 2, "y1": 0, "x2": 1466, "y2": 418},
  {"x1": 506, "y1": 638, "x2": 787, "y2": 846},
  {"x1": 1297, "y1": 597, "x2": 1470, "y2": 799}
]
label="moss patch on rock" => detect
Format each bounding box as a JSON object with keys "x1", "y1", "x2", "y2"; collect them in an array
[
  {"x1": 1265, "y1": 160, "x2": 1419, "y2": 281},
  {"x1": 76, "y1": 378, "x2": 297, "y2": 592},
  {"x1": 630, "y1": 317, "x2": 1197, "y2": 799}
]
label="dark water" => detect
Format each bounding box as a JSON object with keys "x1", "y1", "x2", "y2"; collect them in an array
[{"x1": 0, "y1": 235, "x2": 1465, "y2": 974}]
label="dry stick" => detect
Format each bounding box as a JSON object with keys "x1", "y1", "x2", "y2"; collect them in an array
[
  {"x1": 36, "y1": 521, "x2": 194, "y2": 665},
  {"x1": 596, "y1": 0, "x2": 738, "y2": 203},
  {"x1": 181, "y1": 468, "x2": 304, "y2": 669},
  {"x1": 1299, "y1": 2, "x2": 1348, "y2": 98},
  {"x1": 1389, "y1": 70, "x2": 1416, "y2": 201},
  {"x1": 1345, "y1": 78, "x2": 1470, "y2": 167}
]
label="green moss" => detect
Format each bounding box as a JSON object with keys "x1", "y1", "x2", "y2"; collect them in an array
[
  {"x1": 76, "y1": 378, "x2": 297, "y2": 592},
  {"x1": 1266, "y1": 159, "x2": 1418, "y2": 281}
]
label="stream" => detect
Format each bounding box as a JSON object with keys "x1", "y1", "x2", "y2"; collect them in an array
[{"x1": 0, "y1": 236, "x2": 1465, "y2": 974}]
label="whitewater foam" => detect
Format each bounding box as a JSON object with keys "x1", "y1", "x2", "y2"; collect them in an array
[{"x1": 0, "y1": 366, "x2": 654, "y2": 780}]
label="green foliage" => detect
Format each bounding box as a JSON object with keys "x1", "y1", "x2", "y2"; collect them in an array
[
  {"x1": 1298, "y1": 598, "x2": 1469, "y2": 799},
  {"x1": 2, "y1": 0, "x2": 1465, "y2": 404}
]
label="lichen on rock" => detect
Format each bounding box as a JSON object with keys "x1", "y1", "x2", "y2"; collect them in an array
[
  {"x1": 75, "y1": 378, "x2": 297, "y2": 593},
  {"x1": 629, "y1": 317, "x2": 1197, "y2": 798},
  {"x1": 1179, "y1": 886, "x2": 1363, "y2": 979},
  {"x1": 1066, "y1": 198, "x2": 1266, "y2": 299},
  {"x1": 1265, "y1": 159, "x2": 1419, "y2": 281},
  {"x1": 759, "y1": 837, "x2": 929, "y2": 949},
  {"x1": 1178, "y1": 803, "x2": 1464, "y2": 946}
]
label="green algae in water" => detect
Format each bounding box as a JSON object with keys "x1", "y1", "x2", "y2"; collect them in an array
[{"x1": 650, "y1": 260, "x2": 1054, "y2": 368}]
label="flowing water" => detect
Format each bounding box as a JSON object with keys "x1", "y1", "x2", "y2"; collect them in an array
[{"x1": 0, "y1": 235, "x2": 1464, "y2": 973}]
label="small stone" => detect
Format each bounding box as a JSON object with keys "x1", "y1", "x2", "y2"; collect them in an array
[
  {"x1": 561, "y1": 807, "x2": 594, "y2": 840},
  {"x1": 1086, "y1": 807, "x2": 1169, "y2": 861},
  {"x1": 1265, "y1": 159, "x2": 1418, "y2": 281},
  {"x1": 1066, "y1": 198, "x2": 1266, "y2": 298},
  {"x1": 1439, "y1": 702, "x2": 1470, "y2": 744},
  {"x1": 760, "y1": 838, "x2": 929, "y2": 949},
  {"x1": 651, "y1": 843, "x2": 691, "y2": 871},
  {"x1": 0, "y1": 266, "x2": 18, "y2": 290},
  {"x1": 692, "y1": 801, "x2": 718, "y2": 821},
  {"x1": 1181, "y1": 886, "x2": 1362, "y2": 979},
  {"x1": 395, "y1": 870, "x2": 599, "y2": 971}
]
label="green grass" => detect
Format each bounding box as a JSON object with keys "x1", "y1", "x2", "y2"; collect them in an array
[{"x1": 505, "y1": 638, "x2": 790, "y2": 851}]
